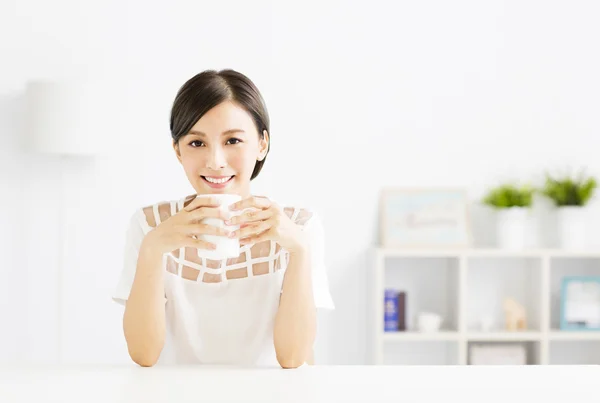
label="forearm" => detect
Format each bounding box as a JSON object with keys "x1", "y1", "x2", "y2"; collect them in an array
[
  {"x1": 123, "y1": 238, "x2": 166, "y2": 367},
  {"x1": 273, "y1": 247, "x2": 316, "y2": 368}
]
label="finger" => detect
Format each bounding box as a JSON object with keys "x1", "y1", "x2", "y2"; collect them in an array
[
  {"x1": 234, "y1": 219, "x2": 271, "y2": 240},
  {"x1": 229, "y1": 195, "x2": 271, "y2": 212},
  {"x1": 227, "y1": 208, "x2": 272, "y2": 226},
  {"x1": 240, "y1": 229, "x2": 271, "y2": 246},
  {"x1": 183, "y1": 195, "x2": 219, "y2": 212},
  {"x1": 182, "y1": 237, "x2": 217, "y2": 250},
  {"x1": 188, "y1": 206, "x2": 231, "y2": 222},
  {"x1": 186, "y1": 223, "x2": 231, "y2": 238}
]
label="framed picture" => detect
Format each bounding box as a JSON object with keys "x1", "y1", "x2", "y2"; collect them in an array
[
  {"x1": 379, "y1": 187, "x2": 472, "y2": 248},
  {"x1": 560, "y1": 276, "x2": 600, "y2": 331}
]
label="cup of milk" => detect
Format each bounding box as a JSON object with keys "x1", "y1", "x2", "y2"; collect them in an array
[{"x1": 197, "y1": 193, "x2": 242, "y2": 260}]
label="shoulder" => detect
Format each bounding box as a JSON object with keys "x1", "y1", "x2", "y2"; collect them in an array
[{"x1": 131, "y1": 196, "x2": 325, "y2": 231}]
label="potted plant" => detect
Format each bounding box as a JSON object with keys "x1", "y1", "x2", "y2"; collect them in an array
[
  {"x1": 541, "y1": 171, "x2": 597, "y2": 249},
  {"x1": 482, "y1": 183, "x2": 534, "y2": 249}
]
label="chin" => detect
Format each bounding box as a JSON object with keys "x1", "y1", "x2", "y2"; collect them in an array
[{"x1": 194, "y1": 185, "x2": 233, "y2": 195}]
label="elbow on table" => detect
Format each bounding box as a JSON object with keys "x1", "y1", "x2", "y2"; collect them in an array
[
  {"x1": 276, "y1": 344, "x2": 314, "y2": 369},
  {"x1": 128, "y1": 347, "x2": 161, "y2": 367},
  {"x1": 277, "y1": 355, "x2": 306, "y2": 369}
]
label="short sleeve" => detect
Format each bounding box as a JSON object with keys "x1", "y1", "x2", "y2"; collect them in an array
[
  {"x1": 302, "y1": 212, "x2": 335, "y2": 310},
  {"x1": 112, "y1": 210, "x2": 147, "y2": 306}
]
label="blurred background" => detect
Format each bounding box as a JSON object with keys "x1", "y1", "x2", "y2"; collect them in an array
[{"x1": 1, "y1": 0, "x2": 600, "y2": 366}]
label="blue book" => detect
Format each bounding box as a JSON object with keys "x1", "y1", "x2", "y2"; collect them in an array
[{"x1": 384, "y1": 289, "x2": 399, "y2": 331}]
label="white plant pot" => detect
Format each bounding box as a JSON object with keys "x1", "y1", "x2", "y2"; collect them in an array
[
  {"x1": 497, "y1": 207, "x2": 529, "y2": 250},
  {"x1": 556, "y1": 206, "x2": 587, "y2": 250}
]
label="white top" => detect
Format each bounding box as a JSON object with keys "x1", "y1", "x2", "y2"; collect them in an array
[
  {"x1": 112, "y1": 195, "x2": 335, "y2": 366},
  {"x1": 0, "y1": 364, "x2": 592, "y2": 403}
]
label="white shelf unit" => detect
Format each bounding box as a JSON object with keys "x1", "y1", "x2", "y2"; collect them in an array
[{"x1": 370, "y1": 248, "x2": 600, "y2": 365}]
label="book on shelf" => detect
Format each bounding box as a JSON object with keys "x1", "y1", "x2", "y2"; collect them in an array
[{"x1": 384, "y1": 289, "x2": 406, "y2": 331}]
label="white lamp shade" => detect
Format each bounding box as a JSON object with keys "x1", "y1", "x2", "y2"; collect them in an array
[{"x1": 25, "y1": 79, "x2": 117, "y2": 156}]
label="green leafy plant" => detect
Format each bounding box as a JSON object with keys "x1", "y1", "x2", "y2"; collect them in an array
[
  {"x1": 482, "y1": 183, "x2": 534, "y2": 208},
  {"x1": 541, "y1": 171, "x2": 597, "y2": 207}
]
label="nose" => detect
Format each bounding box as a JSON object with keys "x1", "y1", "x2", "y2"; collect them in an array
[{"x1": 206, "y1": 144, "x2": 227, "y2": 170}]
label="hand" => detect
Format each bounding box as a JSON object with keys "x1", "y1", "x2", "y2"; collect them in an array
[
  {"x1": 143, "y1": 195, "x2": 232, "y2": 255},
  {"x1": 227, "y1": 196, "x2": 308, "y2": 254}
]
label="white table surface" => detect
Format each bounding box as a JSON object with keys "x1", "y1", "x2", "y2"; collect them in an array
[{"x1": 0, "y1": 364, "x2": 596, "y2": 402}]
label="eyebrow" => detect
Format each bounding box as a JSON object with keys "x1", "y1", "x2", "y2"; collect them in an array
[{"x1": 187, "y1": 129, "x2": 245, "y2": 136}]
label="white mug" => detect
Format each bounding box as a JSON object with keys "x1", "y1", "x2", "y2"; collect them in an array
[
  {"x1": 417, "y1": 312, "x2": 443, "y2": 332},
  {"x1": 196, "y1": 193, "x2": 242, "y2": 260}
]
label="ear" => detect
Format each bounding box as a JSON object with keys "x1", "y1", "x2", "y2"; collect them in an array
[
  {"x1": 258, "y1": 129, "x2": 269, "y2": 161},
  {"x1": 173, "y1": 141, "x2": 182, "y2": 163}
]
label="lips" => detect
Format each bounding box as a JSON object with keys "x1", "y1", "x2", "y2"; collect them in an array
[
  {"x1": 201, "y1": 175, "x2": 235, "y2": 188},
  {"x1": 203, "y1": 176, "x2": 233, "y2": 184}
]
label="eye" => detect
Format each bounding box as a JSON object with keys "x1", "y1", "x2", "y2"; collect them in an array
[
  {"x1": 189, "y1": 140, "x2": 204, "y2": 148},
  {"x1": 226, "y1": 138, "x2": 242, "y2": 145}
]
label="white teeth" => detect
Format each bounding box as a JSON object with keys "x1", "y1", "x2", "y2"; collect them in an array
[{"x1": 205, "y1": 176, "x2": 232, "y2": 184}]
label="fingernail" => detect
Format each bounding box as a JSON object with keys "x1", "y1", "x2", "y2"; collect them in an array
[
  {"x1": 229, "y1": 232, "x2": 236, "y2": 238},
  {"x1": 224, "y1": 220, "x2": 231, "y2": 225}
]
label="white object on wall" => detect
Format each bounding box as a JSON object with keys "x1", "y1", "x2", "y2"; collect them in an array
[
  {"x1": 25, "y1": 79, "x2": 100, "y2": 363},
  {"x1": 25, "y1": 78, "x2": 118, "y2": 156}
]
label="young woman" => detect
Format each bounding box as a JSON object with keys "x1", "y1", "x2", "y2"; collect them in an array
[{"x1": 112, "y1": 69, "x2": 334, "y2": 368}]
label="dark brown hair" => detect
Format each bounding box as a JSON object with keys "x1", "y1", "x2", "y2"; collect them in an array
[{"x1": 170, "y1": 69, "x2": 270, "y2": 180}]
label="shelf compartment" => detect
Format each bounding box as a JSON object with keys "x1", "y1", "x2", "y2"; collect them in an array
[
  {"x1": 383, "y1": 256, "x2": 459, "y2": 332},
  {"x1": 466, "y1": 256, "x2": 542, "y2": 332},
  {"x1": 549, "y1": 340, "x2": 600, "y2": 365},
  {"x1": 549, "y1": 257, "x2": 600, "y2": 330},
  {"x1": 467, "y1": 341, "x2": 541, "y2": 365},
  {"x1": 384, "y1": 341, "x2": 459, "y2": 365}
]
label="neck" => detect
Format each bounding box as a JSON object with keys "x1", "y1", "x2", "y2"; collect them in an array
[{"x1": 238, "y1": 184, "x2": 252, "y2": 199}]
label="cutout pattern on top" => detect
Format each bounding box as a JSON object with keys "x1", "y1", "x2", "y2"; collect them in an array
[{"x1": 141, "y1": 195, "x2": 313, "y2": 284}]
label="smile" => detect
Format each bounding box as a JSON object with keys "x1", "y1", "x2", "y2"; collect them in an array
[{"x1": 201, "y1": 176, "x2": 235, "y2": 188}]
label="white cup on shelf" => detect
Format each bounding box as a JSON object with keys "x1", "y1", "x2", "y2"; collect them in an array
[{"x1": 417, "y1": 312, "x2": 443, "y2": 332}]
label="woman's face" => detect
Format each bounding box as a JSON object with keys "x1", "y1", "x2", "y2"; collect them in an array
[{"x1": 174, "y1": 101, "x2": 269, "y2": 197}]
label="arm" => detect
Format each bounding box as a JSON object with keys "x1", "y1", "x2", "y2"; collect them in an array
[
  {"x1": 273, "y1": 246, "x2": 317, "y2": 369},
  {"x1": 122, "y1": 237, "x2": 166, "y2": 367},
  {"x1": 116, "y1": 197, "x2": 229, "y2": 367},
  {"x1": 227, "y1": 197, "x2": 326, "y2": 369}
]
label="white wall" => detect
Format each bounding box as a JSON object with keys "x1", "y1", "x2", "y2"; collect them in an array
[{"x1": 1, "y1": 0, "x2": 600, "y2": 365}]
